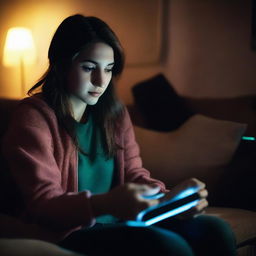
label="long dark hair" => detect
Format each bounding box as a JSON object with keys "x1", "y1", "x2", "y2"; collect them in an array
[{"x1": 28, "y1": 14, "x2": 125, "y2": 158}]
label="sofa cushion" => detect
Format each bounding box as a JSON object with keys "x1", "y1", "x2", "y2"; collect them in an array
[
  {"x1": 132, "y1": 73, "x2": 193, "y2": 131},
  {"x1": 206, "y1": 207, "x2": 256, "y2": 248},
  {"x1": 134, "y1": 114, "x2": 246, "y2": 180},
  {"x1": 133, "y1": 114, "x2": 247, "y2": 204},
  {"x1": 183, "y1": 96, "x2": 256, "y2": 137}
]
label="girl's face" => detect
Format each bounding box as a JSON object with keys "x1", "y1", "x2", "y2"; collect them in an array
[{"x1": 67, "y1": 42, "x2": 115, "y2": 105}]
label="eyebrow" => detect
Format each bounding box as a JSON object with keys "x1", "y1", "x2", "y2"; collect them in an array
[{"x1": 81, "y1": 59, "x2": 115, "y2": 66}]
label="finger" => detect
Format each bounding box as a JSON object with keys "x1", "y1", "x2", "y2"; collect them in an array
[
  {"x1": 136, "y1": 192, "x2": 160, "y2": 204},
  {"x1": 131, "y1": 183, "x2": 161, "y2": 196},
  {"x1": 169, "y1": 178, "x2": 206, "y2": 198},
  {"x1": 127, "y1": 183, "x2": 151, "y2": 192},
  {"x1": 136, "y1": 199, "x2": 159, "y2": 212},
  {"x1": 189, "y1": 178, "x2": 206, "y2": 190},
  {"x1": 198, "y1": 188, "x2": 208, "y2": 198},
  {"x1": 127, "y1": 183, "x2": 151, "y2": 193},
  {"x1": 194, "y1": 198, "x2": 208, "y2": 212},
  {"x1": 141, "y1": 186, "x2": 161, "y2": 196},
  {"x1": 176, "y1": 199, "x2": 208, "y2": 219},
  {"x1": 147, "y1": 199, "x2": 159, "y2": 207}
]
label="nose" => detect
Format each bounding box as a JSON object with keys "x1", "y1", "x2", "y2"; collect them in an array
[{"x1": 92, "y1": 70, "x2": 105, "y2": 88}]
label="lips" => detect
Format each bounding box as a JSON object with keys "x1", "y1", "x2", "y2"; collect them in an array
[{"x1": 88, "y1": 91, "x2": 101, "y2": 97}]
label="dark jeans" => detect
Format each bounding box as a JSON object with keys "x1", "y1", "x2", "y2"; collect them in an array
[{"x1": 58, "y1": 215, "x2": 237, "y2": 256}]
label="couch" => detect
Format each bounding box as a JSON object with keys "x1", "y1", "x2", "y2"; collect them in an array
[
  {"x1": 127, "y1": 74, "x2": 256, "y2": 255},
  {"x1": 0, "y1": 93, "x2": 256, "y2": 255}
]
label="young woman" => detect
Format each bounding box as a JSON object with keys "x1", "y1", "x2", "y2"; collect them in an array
[{"x1": 2, "y1": 14, "x2": 236, "y2": 255}]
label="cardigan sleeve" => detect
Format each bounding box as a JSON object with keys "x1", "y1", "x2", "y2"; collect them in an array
[
  {"x1": 2, "y1": 101, "x2": 96, "y2": 232},
  {"x1": 121, "y1": 107, "x2": 169, "y2": 193}
]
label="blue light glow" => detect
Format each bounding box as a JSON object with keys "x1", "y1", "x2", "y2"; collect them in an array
[
  {"x1": 242, "y1": 136, "x2": 255, "y2": 141},
  {"x1": 170, "y1": 187, "x2": 198, "y2": 202},
  {"x1": 141, "y1": 192, "x2": 165, "y2": 200},
  {"x1": 143, "y1": 199, "x2": 199, "y2": 226},
  {"x1": 137, "y1": 187, "x2": 199, "y2": 222},
  {"x1": 126, "y1": 199, "x2": 200, "y2": 227},
  {"x1": 125, "y1": 220, "x2": 147, "y2": 227}
]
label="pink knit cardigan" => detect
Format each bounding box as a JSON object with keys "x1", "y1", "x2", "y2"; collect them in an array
[{"x1": 2, "y1": 94, "x2": 167, "y2": 241}]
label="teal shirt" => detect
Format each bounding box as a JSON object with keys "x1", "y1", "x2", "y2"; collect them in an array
[{"x1": 74, "y1": 112, "x2": 117, "y2": 223}]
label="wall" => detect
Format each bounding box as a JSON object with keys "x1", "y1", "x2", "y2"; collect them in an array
[
  {"x1": 0, "y1": 0, "x2": 164, "y2": 101},
  {"x1": 164, "y1": 0, "x2": 256, "y2": 98},
  {"x1": 0, "y1": 0, "x2": 256, "y2": 103}
]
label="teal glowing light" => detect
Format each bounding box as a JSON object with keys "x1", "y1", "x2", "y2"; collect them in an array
[
  {"x1": 138, "y1": 187, "x2": 199, "y2": 220},
  {"x1": 242, "y1": 136, "x2": 255, "y2": 141},
  {"x1": 143, "y1": 199, "x2": 199, "y2": 226},
  {"x1": 126, "y1": 199, "x2": 200, "y2": 227},
  {"x1": 125, "y1": 187, "x2": 200, "y2": 227},
  {"x1": 141, "y1": 192, "x2": 165, "y2": 200},
  {"x1": 169, "y1": 187, "x2": 198, "y2": 202}
]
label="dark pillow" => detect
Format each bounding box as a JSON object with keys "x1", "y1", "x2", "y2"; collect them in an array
[{"x1": 132, "y1": 73, "x2": 194, "y2": 131}]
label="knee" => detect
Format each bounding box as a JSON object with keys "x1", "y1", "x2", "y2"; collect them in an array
[
  {"x1": 195, "y1": 215, "x2": 236, "y2": 242},
  {"x1": 136, "y1": 226, "x2": 195, "y2": 256},
  {"x1": 191, "y1": 215, "x2": 237, "y2": 255}
]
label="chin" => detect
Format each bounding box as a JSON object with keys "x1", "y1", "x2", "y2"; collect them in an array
[
  {"x1": 87, "y1": 100, "x2": 98, "y2": 106},
  {"x1": 84, "y1": 97, "x2": 99, "y2": 105},
  {"x1": 75, "y1": 94, "x2": 97, "y2": 105}
]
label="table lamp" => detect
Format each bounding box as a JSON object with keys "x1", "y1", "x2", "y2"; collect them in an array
[{"x1": 3, "y1": 27, "x2": 36, "y2": 96}]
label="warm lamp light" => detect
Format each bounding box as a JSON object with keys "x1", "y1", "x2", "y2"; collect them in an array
[
  {"x1": 3, "y1": 27, "x2": 36, "y2": 96},
  {"x1": 3, "y1": 27, "x2": 36, "y2": 66}
]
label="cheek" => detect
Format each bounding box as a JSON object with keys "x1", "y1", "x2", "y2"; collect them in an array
[
  {"x1": 102, "y1": 76, "x2": 112, "y2": 93},
  {"x1": 67, "y1": 70, "x2": 89, "y2": 93},
  {"x1": 107, "y1": 75, "x2": 112, "y2": 84},
  {"x1": 105, "y1": 74, "x2": 113, "y2": 87}
]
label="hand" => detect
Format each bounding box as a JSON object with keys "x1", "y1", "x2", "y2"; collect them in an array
[
  {"x1": 160, "y1": 178, "x2": 208, "y2": 219},
  {"x1": 90, "y1": 183, "x2": 161, "y2": 220}
]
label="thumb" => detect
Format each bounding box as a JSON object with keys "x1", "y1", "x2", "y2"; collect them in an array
[{"x1": 140, "y1": 185, "x2": 161, "y2": 196}]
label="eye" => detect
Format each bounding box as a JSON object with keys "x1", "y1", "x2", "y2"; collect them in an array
[
  {"x1": 81, "y1": 66, "x2": 95, "y2": 72},
  {"x1": 105, "y1": 68, "x2": 113, "y2": 73}
]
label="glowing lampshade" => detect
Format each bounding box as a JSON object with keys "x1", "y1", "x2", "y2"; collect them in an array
[{"x1": 3, "y1": 27, "x2": 36, "y2": 67}]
